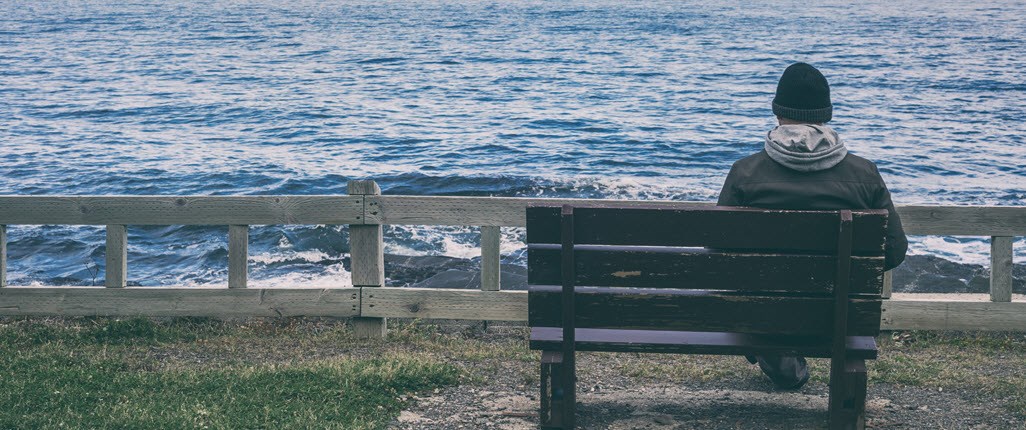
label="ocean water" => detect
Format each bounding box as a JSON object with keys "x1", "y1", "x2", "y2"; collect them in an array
[{"x1": 1, "y1": 0, "x2": 1024, "y2": 287}]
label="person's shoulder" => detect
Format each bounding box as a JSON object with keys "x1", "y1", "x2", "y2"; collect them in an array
[
  {"x1": 839, "y1": 152, "x2": 880, "y2": 172},
  {"x1": 837, "y1": 153, "x2": 886, "y2": 182},
  {"x1": 730, "y1": 149, "x2": 772, "y2": 171}
]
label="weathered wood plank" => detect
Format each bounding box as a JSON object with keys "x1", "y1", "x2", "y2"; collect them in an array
[
  {"x1": 0, "y1": 287, "x2": 361, "y2": 317},
  {"x1": 228, "y1": 225, "x2": 248, "y2": 289},
  {"x1": 349, "y1": 224, "x2": 384, "y2": 287},
  {"x1": 529, "y1": 327, "x2": 879, "y2": 359},
  {"x1": 348, "y1": 184, "x2": 385, "y2": 288},
  {"x1": 1, "y1": 195, "x2": 1022, "y2": 236},
  {"x1": 528, "y1": 244, "x2": 884, "y2": 293},
  {"x1": 0, "y1": 196, "x2": 364, "y2": 225},
  {"x1": 0, "y1": 285, "x2": 1019, "y2": 330},
  {"x1": 361, "y1": 288, "x2": 527, "y2": 321},
  {"x1": 348, "y1": 180, "x2": 387, "y2": 338},
  {"x1": 990, "y1": 236, "x2": 1013, "y2": 302},
  {"x1": 882, "y1": 271, "x2": 893, "y2": 299},
  {"x1": 528, "y1": 205, "x2": 888, "y2": 253},
  {"x1": 888, "y1": 293, "x2": 1025, "y2": 302},
  {"x1": 105, "y1": 225, "x2": 127, "y2": 288},
  {"x1": 897, "y1": 205, "x2": 1026, "y2": 236},
  {"x1": 0, "y1": 225, "x2": 6, "y2": 287},
  {"x1": 347, "y1": 180, "x2": 381, "y2": 196},
  {"x1": 881, "y1": 299, "x2": 1026, "y2": 331},
  {"x1": 366, "y1": 196, "x2": 709, "y2": 226},
  {"x1": 481, "y1": 226, "x2": 501, "y2": 291},
  {"x1": 529, "y1": 286, "x2": 882, "y2": 336}
]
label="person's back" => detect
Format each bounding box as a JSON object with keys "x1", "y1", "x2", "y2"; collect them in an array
[{"x1": 717, "y1": 62, "x2": 908, "y2": 389}]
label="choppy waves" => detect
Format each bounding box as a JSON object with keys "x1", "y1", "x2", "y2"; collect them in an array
[{"x1": 1, "y1": 0, "x2": 1024, "y2": 288}]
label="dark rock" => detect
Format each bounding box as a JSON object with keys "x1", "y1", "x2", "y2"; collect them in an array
[{"x1": 892, "y1": 255, "x2": 1026, "y2": 294}]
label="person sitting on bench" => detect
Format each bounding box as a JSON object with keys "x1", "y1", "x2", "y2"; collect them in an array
[{"x1": 717, "y1": 62, "x2": 908, "y2": 390}]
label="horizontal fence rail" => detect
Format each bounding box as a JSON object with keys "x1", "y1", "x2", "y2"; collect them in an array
[
  {"x1": 0, "y1": 196, "x2": 365, "y2": 225},
  {"x1": 0, "y1": 182, "x2": 1023, "y2": 335}
]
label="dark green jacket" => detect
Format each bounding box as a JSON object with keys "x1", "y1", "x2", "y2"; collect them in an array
[{"x1": 717, "y1": 150, "x2": 908, "y2": 270}]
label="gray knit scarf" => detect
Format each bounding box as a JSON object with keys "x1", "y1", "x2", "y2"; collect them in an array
[{"x1": 764, "y1": 124, "x2": 847, "y2": 172}]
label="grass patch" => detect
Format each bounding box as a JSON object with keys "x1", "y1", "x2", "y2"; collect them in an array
[
  {"x1": 2, "y1": 318, "x2": 1024, "y2": 425},
  {"x1": 873, "y1": 330, "x2": 1026, "y2": 416},
  {"x1": 0, "y1": 318, "x2": 459, "y2": 429}
]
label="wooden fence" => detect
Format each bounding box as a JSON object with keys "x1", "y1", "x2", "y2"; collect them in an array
[{"x1": 0, "y1": 180, "x2": 1023, "y2": 336}]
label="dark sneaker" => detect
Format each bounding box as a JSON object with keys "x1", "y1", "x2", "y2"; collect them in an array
[{"x1": 755, "y1": 355, "x2": 810, "y2": 390}]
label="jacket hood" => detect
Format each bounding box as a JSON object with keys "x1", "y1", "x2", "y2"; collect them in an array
[{"x1": 764, "y1": 124, "x2": 847, "y2": 172}]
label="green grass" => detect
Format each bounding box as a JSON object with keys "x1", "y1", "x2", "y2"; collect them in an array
[
  {"x1": 2, "y1": 318, "x2": 1023, "y2": 427},
  {"x1": 0, "y1": 318, "x2": 460, "y2": 429},
  {"x1": 874, "y1": 330, "x2": 1026, "y2": 416}
]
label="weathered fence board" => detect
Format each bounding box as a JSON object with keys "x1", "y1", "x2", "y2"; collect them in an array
[
  {"x1": 898, "y1": 206, "x2": 1026, "y2": 236},
  {"x1": 0, "y1": 287, "x2": 361, "y2": 317},
  {"x1": 0, "y1": 287, "x2": 1022, "y2": 331},
  {"x1": 0, "y1": 196, "x2": 364, "y2": 225},
  {"x1": 3, "y1": 196, "x2": 1022, "y2": 236},
  {"x1": 990, "y1": 236, "x2": 1013, "y2": 302},
  {"x1": 229, "y1": 225, "x2": 249, "y2": 289},
  {"x1": 361, "y1": 288, "x2": 527, "y2": 321},
  {"x1": 366, "y1": 196, "x2": 708, "y2": 226},
  {"x1": 0, "y1": 225, "x2": 6, "y2": 287},
  {"x1": 349, "y1": 181, "x2": 387, "y2": 337},
  {"x1": 481, "y1": 226, "x2": 501, "y2": 291},
  {"x1": 881, "y1": 298, "x2": 1026, "y2": 331},
  {"x1": 105, "y1": 225, "x2": 127, "y2": 288}
]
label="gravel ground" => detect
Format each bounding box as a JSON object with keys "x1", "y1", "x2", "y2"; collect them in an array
[{"x1": 389, "y1": 325, "x2": 1026, "y2": 430}]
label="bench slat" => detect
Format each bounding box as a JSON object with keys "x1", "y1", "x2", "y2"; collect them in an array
[
  {"x1": 528, "y1": 286, "x2": 881, "y2": 336},
  {"x1": 527, "y1": 205, "x2": 887, "y2": 254},
  {"x1": 528, "y1": 244, "x2": 884, "y2": 293},
  {"x1": 529, "y1": 327, "x2": 878, "y2": 359}
]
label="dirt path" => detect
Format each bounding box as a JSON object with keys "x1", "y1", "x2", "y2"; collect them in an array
[
  {"x1": 388, "y1": 325, "x2": 1025, "y2": 430},
  {"x1": 392, "y1": 381, "x2": 1020, "y2": 429}
]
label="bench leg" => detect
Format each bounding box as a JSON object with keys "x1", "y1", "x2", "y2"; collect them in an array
[
  {"x1": 539, "y1": 351, "x2": 576, "y2": 429},
  {"x1": 540, "y1": 351, "x2": 562, "y2": 429},
  {"x1": 828, "y1": 358, "x2": 867, "y2": 430}
]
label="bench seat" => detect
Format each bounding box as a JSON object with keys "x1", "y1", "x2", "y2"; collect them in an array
[{"x1": 530, "y1": 327, "x2": 878, "y2": 359}]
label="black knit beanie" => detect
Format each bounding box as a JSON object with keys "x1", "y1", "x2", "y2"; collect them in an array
[{"x1": 772, "y1": 62, "x2": 832, "y2": 123}]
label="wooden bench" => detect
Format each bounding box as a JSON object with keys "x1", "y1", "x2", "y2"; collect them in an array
[{"x1": 526, "y1": 203, "x2": 888, "y2": 430}]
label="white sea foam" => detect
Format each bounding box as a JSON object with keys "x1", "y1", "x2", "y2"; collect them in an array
[
  {"x1": 907, "y1": 236, "x2": 1026, "y2": 267},
  {"x1": 248, "y1": 263, "x2": 352, "y2": 288},
  {"x1": 248, "y1": 250, "x2": 334, "y2": 266}
]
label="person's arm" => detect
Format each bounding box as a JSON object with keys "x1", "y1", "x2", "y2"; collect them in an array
[
  {"x1": 717, "y1": 163, "x2": 744, "y2": 207},
  {"x1": 874, "y1": 178, "x2": 908, "y2": 271}
]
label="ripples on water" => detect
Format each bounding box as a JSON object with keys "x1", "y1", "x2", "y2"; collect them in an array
[{"x1": 1, "y1": 0, "x2": 1023, "y2": 286}]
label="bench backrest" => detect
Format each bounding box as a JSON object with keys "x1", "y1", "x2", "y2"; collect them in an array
[{"x1": 526, "y1": 204, "x2": 888, "y2": 338}]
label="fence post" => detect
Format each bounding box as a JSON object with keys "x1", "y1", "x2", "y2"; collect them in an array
[
  {"x1": 990, "y1": 236, "x2": 1013, "y2": 302},
  {"x1": 1, "y1": 225, "x2": 6, "y2": 287},
  {"x1": 481, "y1": 226, "x2": 501, "y2": 292},
  {"x1": 349, "y1": 180, "x2": 387, "y2": 338},
  {"x1": 882, "y1": 271, "x2": 892, "y2": 299},
  {"x1": 229, "y1": 225, "x2": 249, "y2": 289},
  {"x1": 105, "y1": 225, "x2": 127, "y2": 288}
]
